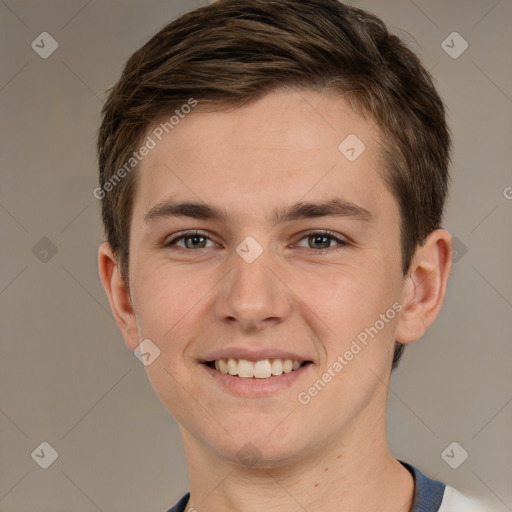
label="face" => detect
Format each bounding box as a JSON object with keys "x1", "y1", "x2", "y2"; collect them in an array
[{"x1": 122, "y1": 90, "x2": 409, "y2": 466}]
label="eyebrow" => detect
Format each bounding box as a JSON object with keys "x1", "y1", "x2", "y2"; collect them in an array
[{"x1": 143, "y1": 197, "x2": 374, "y2": 225}]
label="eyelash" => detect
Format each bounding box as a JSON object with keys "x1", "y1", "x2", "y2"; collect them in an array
[{"x1": 163, "y1": 230, "x2": 349, "y2": 254}]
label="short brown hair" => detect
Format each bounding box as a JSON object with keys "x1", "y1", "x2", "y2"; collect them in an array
[{"x1": 97, "y1": 0, "x2": 451, "y2": 369}]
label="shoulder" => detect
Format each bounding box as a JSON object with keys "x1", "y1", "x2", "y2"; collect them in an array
[
  {"x1": 439, "y1": 486, "x2": 489, "y2": 512},
  {"x1": 398, "y1": 459, "x2": 490, "y2": 512},
  {"x1": 164, "y1": 491, "x2": 190, "y2": 512}
]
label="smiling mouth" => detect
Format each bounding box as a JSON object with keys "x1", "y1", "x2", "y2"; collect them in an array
[{"x1": 205, "y1": 358, "x2": 312, "y2": 379}]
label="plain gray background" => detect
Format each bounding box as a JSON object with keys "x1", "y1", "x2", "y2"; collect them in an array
[{"x1": 1, "y1": 0, "x2": 511, "y2": 511}]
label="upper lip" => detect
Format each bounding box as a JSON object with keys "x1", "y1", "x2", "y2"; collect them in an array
[{"x1": 200, "y1": 348, "x2": 312, "y2": 363}]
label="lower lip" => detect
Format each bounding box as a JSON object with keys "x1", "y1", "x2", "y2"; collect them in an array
[{"x1": 201, "y1": 363, "x2": 313, "y2": 397}]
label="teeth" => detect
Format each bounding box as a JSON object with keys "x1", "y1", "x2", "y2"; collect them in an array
[
  {"x1": 210, "y1": 358, "x2": 305, "y2": 378},
  {"x1": 238, "y1": 359, "x2": 254, "y2": 378},
  {"x1": 254, "y1": 360, "x2": 272, "y2": 378},
  {"x1": 218, "y1": 359, "x2": 228, "y2": 374},
  {"x1": 271, "y1": 359, "x2": 283, "y2": 375},
  {"x1": 227, "y1": 358, "x2": 238, "y2": 376}
]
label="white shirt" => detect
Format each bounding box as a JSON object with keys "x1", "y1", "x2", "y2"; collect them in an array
[{"x1": 439, "y1": 486, "x2": 491, "y2": 511}]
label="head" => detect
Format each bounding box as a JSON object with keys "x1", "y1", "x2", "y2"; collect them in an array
[{"x1": 97, "y1": 0, "x2": 452, "y2": 466}]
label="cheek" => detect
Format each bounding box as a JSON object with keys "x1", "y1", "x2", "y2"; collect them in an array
[
  {"x1": 132, "y1": 266, "x2": 208, "y2": 417},
  {"x1": 132, "y1": 261, "x2": 208, "y2": 337},
  {"x1": 130, "y1": 262, "x2": 223, "y2": 391},
  {"x1": 304, "y1": 270, "x2": 402, "y2": 391},
  {"x1": 297, "y1": 260, "x2": 399, "y2": 337},
  {"x1": 298, "y1": 269, "x2": 400, "y2": 420}
]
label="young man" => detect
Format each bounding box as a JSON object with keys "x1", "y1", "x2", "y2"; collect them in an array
[{"x1": 96, "y1": 1, "x2": 488, "y2": 510}]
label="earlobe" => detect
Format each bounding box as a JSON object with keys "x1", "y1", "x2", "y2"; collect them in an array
[
  {"x1": 98, "y1": 242, "x2": 140, "y2": 350},
  {"x1": 395, "y1": 229, "x2": 453, "y2": 343}
]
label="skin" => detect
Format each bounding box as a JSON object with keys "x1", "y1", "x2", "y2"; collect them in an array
[{"x1": 99, "y1": 89, "x2": 452, "y2": 512}]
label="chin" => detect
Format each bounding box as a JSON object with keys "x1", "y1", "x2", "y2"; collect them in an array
[{"x1": 205, "y1": 424, "x2": 311, "y2": 469}]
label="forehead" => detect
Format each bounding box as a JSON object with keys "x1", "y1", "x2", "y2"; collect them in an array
[{"x1": 132, "y1": 90, "x2": 393, "y2": 227}]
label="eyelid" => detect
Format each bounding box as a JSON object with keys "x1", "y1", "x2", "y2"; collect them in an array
[{"x1": 299, "y1": 229, "x2": 347, "y2": 241}]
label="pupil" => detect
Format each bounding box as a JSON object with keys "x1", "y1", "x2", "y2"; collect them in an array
[
  {"x1": 186, "y1": 235, "x2": 205, "y2": 249},
  {"x1": 312, "y1": 235, "x2": 329, "y2": 249}
]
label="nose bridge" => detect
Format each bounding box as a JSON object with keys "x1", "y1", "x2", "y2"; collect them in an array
[{"x1": 216, "y1": 239, "x2": 291, "y2": 329}]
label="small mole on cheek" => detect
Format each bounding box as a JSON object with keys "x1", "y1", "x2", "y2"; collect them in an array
[
  {"x1": 314, "y1": 483, "x2": 320, "y2": 487},
  {"x1": 324, "y1": 467, "x2": 329, "y2": 471}
]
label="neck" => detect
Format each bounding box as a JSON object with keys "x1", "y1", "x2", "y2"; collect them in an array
[{"x1": 179, "y1": 404, "x2": 414, "y2": 512}]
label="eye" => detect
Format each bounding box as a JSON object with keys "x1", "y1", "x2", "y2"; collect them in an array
[
  {"x1": 163, "y1": 231, "x2": 215, "y2": 251},
  {"x1": 162, "y1": 230, "x2": 349, "y2": 253},
  {"x1": 295, "y1": 230, "x2": 349, "y2": 252}
]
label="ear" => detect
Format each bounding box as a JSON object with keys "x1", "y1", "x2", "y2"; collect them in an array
[
  {"x1": 395, "y1": 229, "x2": 453, "y2": 343},
  {"x1": 98, "y1": 242, "x2": 140, "y2": 350}
]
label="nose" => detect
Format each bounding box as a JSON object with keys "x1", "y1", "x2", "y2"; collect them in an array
[{"x1": 214, "y1": 246, "x2": 293, "y2": 332}]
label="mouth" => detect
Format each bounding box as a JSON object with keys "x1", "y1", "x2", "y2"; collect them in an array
[{"x1": 204, "y1": 358, "x2": 313, "y2": 379}]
